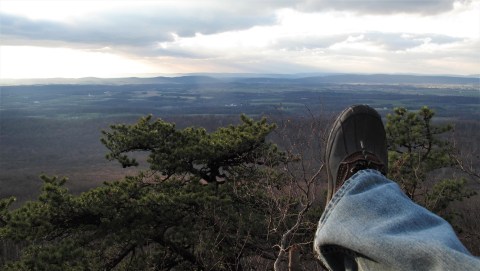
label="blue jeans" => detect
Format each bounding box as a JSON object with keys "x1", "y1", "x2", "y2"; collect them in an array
[{"x1": 314, "y1": 169, "x2": 480, "y2": 271}]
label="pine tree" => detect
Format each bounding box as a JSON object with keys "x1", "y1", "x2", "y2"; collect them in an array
[
  {"x1": 1, "y1": 115, "x2": 287, "y2": 270},
  {"x1": 386, "y1": 106, "x2": 476, "y2": 217}
]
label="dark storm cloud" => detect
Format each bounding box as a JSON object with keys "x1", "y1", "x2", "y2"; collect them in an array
[
  {"x1": 0, "y1": 13, "x2": 171, "y2": 46},
  {"x1": 1, "y1": 0, "x2": 465, "y2": 48},
  {"x1": 0, "y1": 5, "x2": 276, "y2": 47},
  {"x1": 294, "y1": 0, "x2": 466, "y2": 15},
  {"x1": 242, "y1": 0, "x2": 465, "y2": 14},
  {"x1": 228, "y1": 0, "x2": 464, "y2": 15}
]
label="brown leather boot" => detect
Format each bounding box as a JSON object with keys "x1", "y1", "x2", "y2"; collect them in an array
[{"x1": 325, "y1": 105, "x2": 388, "y2": 203}]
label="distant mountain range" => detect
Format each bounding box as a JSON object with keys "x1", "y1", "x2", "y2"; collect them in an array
[
  {"x1": 1, "y1": 73, "x2": 478, "y2": 86},
  {"x1": 246, "y1": 74, "x2": 479, "y2": 85}
]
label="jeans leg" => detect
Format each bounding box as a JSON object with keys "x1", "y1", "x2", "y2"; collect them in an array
[{"x1": 314, "y1": 169, "x2": 480, "y2": 271}]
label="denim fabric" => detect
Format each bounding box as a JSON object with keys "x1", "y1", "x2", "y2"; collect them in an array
[{"x1": 314, "y1": 169, "x2": 480, "y2": 271}]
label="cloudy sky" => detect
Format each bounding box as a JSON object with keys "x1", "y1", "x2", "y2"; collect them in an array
[{"x1": 0, "y1": 0, "x2": 478, "y2": 78}]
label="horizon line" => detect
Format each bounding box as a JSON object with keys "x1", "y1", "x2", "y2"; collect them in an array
[{"x1": 1, "y1": 72, "x2": 479, "y2": 81}]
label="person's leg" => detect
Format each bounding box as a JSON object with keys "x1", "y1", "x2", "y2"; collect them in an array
[
  {"x1": 315, "y1": 105, "x2": 479, "y2": 271},
  {"x1": 314, "y1": 169, "x2": 479, "y2": 271}
]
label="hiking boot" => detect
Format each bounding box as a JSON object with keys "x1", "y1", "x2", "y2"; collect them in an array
[{"x1": 325, "y1": 105, "x2": 388, "y2": 203}]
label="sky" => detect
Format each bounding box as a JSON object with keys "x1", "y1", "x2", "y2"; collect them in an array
[{"x1": 0, "y1": 0, "x2": 479, "y2": 78}]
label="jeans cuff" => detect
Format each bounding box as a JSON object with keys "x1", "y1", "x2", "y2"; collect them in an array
[{"x1": 319, "y1": 169, "x2": 383, "y2": 226}]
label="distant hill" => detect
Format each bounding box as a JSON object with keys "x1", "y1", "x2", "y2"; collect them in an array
[
  {"x1": 0, "y1": 75, "x2": 223, "y2": 86},
  {"x1": 234, "y1": 74, "x2": 479, "y2": 85},
  {"x1": 1, "y1": 73, "x2": 477, "y2": 86},
  {"x1": 294, "y1": 74, "x2": 479, "y2": 85}
]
